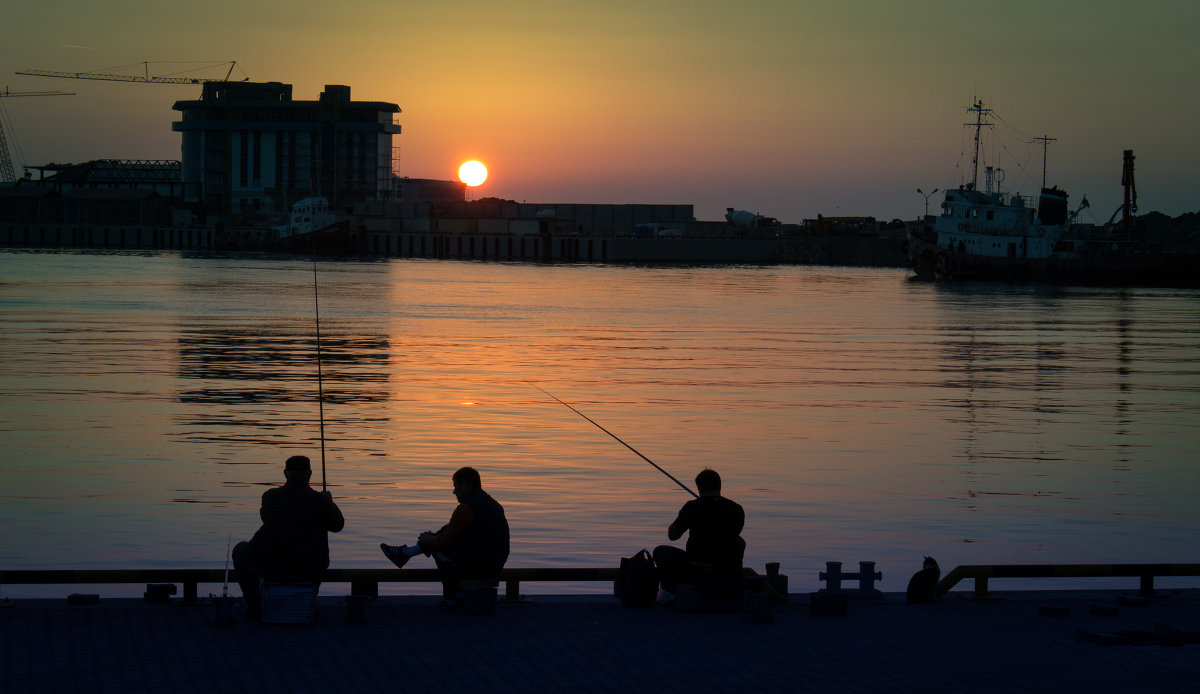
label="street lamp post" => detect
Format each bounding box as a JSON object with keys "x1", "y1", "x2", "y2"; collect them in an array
[{"x1": 917, "y1": 188, "x2": 940, "y2": 218}]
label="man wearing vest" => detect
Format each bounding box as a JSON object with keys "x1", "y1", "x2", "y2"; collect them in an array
[{"x1": 380, "y1": 466, "x2": 510, "y2": 607}]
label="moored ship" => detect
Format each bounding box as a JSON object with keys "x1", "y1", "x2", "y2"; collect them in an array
[{"x1": 907, "y1": 101, "x2": 1196, "y2": 284}]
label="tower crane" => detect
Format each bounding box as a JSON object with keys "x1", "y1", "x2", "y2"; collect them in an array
[
  {"x1": 15, "y1": 61, "x2": 246, "y2": 85},
  {"x1": 0, "y1": 88, "x2": 74, "y2": 182}
]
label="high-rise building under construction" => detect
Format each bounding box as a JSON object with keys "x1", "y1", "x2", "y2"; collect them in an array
[{"x1": 173, "y1": 82, "x2": 401, "y2": 216}]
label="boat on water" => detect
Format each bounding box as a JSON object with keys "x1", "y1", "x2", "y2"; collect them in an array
[
  {"x1": 274, "y1": 197, "x2": 336, "y2": 238},
  {"x1": 212, "y1": 196, "x2": 350, "y2": 253},
  {"x1": 906, "y1": 101, "x2": 1197, "y2": 284}
]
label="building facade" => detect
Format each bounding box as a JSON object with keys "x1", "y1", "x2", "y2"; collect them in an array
[{"x1": 172, "y1": 82, "x2": 401, "y2": 217}]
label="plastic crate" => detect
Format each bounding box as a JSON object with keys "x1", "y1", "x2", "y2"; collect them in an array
[
  {"x1": 460, "y1": 578, "x2": 498, "y2": 615},
  {"x1": 260, "y1": 582, "x2": 317, "y2": 624}
]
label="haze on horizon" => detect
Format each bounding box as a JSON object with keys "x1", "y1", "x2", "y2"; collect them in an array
[{"x1": 2, "y1": 1, "x2": 1196, "y2": 224}]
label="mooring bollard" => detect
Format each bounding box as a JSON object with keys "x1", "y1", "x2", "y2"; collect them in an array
[
  {"x1": 765, "y1": 562, "x2": 789, "y2": 601},
  {"x1": 818, "y1": 561, "x2": 882, "y2": 599},
  {"x1": 819, "y1": 561, "x2": 844, "y2": 591}
]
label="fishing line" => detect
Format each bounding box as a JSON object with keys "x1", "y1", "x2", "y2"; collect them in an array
[
  {"x1": 525, "y1": 381, "x2": 697, "y2": 498},
  {"x1": 311, "y1": 238, "x2": 328, "y2": 491}
]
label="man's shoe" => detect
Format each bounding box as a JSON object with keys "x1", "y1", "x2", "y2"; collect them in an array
[{"x1": 380, "y1": 543, "x2": 412, "y2": 569}]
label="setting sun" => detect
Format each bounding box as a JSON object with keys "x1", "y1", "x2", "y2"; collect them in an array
[{"x1": 458, "y1": 160, "x2": 488, "y2": 187}]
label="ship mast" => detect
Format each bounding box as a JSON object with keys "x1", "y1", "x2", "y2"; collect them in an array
[
  {"x1": 967, "y1": 99, "x2": 993, "y2": 191},
  {"x1": 1033, "y1": 135, "x2": 1057, "y2": 189}
]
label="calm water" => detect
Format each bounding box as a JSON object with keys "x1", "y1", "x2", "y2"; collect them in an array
[{"x1": 2, "y1": 250, "x2": 1198, "y2": 596}]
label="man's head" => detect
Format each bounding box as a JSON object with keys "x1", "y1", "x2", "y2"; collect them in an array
[
  {"x1": 695, "y1": 468, "x2": 721, "y2": 497},
  {"x1": 284, "y1": 455, "x2": 312, "y2": 485},
  {"x1": 452, "y1": 466, "x2": 482, "y2": 498}
]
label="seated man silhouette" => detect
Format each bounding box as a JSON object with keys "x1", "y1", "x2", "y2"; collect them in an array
[
  {"x1": 653, "y1": 468, "x2": 745, "y2": 600},
  {"x1": 232, "y1": 455, "x2": 345, "y2": 620},
  {"x1": 380, "y1": 466, "x2": 510, "y2": 607}
]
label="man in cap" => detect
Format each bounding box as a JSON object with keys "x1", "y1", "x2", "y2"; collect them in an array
[
  {"x1": 380, "y1": 466, "x2": 510, "y2": 607},
  {"x1": 232, "y1": 455, "x2": 345, "y2": 620}
]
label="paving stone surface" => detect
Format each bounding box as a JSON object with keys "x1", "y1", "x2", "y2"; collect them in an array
[{"x1": 3, "y1": 589, "x2": 1200, "y2": 693}]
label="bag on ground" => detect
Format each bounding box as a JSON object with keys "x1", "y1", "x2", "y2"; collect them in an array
[{"x1": 616, "y1": 549, "x2": 659, "y2": 608}]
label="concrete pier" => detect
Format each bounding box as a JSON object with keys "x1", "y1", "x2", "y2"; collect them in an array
[{"x1": 3, "y1": 589, "x2": 1198, "y2": 693}]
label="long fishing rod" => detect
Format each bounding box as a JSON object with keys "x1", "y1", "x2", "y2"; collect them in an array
[
  {"x1": 222, "y1": 534, "x2": 231, "y2": 598},
  {"x1": 525, "y1": 381, "x2": 697, "y2": 498},
  {"x1": 311, "y1": 240, "x2": 327, "y2": 491}
]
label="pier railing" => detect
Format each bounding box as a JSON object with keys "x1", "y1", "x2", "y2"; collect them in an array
[
  {"x1": 935, "y1": 563, "x2": 1200, "y2": 599},
  {"x1": 0, "y1": 567, "x2": 618, "y2": 604},
  {"x1": 7, "y1": 563, "x2": 1199, "y2": 603}
]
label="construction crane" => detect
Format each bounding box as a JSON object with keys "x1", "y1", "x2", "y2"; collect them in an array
[
  {"x1": 15, "y1": 60, "x2": 246, "y2": 85},
  {"x1": 0, "y1": 88, "x2": 74, "y2": 182}
]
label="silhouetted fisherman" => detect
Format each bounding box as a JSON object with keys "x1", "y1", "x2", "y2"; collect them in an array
[
  {"x1": 653, "y1": 469, "x2": 745, "y2": 600},
  {"x1": 380, "y1": 466, "x2": 510, "y2": 608},
  {"x1": 232, "y1": 455, "x2": 344, "y2": 620}
]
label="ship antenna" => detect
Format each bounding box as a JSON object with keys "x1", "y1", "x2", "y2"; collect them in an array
[
  {"x1": 967, "y1": 99, "x2": 993, "y2": 191},
  {"x1": 1033, "y1": 135, "x2": 1057, "y2": 189}
]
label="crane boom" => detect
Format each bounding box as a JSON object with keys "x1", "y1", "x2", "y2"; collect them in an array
[
  {"x1": 16, "y1": 69, "x2": 204, "y2": 84},
  {"x1": 1, "y1": 89, "x2": 76, "y2": 97},
  {"x1": 15, "y1": 61, "x2": 244, "y2": 85}
]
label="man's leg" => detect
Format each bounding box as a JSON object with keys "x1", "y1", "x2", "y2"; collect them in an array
[
  {"x1": 417, "y1": 524, "x2": 451, "y2": 557},
  {"x1": 432, "y1": 552, "x2": 462, "y2": 604},
  {"x1": 231, "y1": 541, "x2": 263, "y2": 616},
  {"x1": 652, "y1": 545, "x2": 687, "y2": 594},
  {"x1": 381, "y1": 523, "x2": 452, "y2": 568}
]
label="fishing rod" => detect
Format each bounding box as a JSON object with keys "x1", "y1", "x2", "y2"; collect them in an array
[
  {"x1": 525, "y1": 381, "x2": 698, "y2": 498},
  {"x1": 222, "y1": 534, "x2": 231, "y2": 598},
  {"x1": 311, "y1": 240, "x2": 327, "y2": 491}
]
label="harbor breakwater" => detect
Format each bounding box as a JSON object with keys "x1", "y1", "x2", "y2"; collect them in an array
[{"x1": 0, "y1": 222, "x2": 910, "y2": 266}]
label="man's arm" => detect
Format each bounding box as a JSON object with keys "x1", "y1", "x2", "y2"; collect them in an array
[
  {"x1": 258, "y1": 489, "x2": 276, "y2": 524},
  {"x1": 667, "y1": 504, "x2": 689, "y2": 541},
  {"x1": 321, "y1": 491, "x2": 345, "y2": 533},
  {"x1": 420, "y1": 503, "x2": 475, "y2": 552}
]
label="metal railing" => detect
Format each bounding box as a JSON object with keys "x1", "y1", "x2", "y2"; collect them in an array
[
  {"x1": 0, "y1": 567, "x2": 619, "y2": 604},
  {"x1": 936, "y1": 563, "x2": 1200, "y2": 599},
  {"x1": 10, "y1": 563, "x2": 1197, "y2": 604}
]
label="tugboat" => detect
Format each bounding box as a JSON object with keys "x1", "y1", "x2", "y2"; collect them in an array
[
  {"x1": 268, "y1": 196, "x2": 353, "y2": 254},
  {"x1": 906, "y1": 101, "x2": 1194, "y2": 284},
  {"x1": 274, "y1": 197, "x2": 336, "y2": 238}
]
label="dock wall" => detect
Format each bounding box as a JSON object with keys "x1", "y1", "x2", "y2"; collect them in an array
[
  {"x1": 1, "y1": 223, "x2": 217, "y2": 251},
  {"x1": 1, "y1": 223, "x2": 908, "y2": 267}
]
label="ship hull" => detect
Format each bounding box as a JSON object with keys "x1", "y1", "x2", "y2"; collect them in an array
[{"x1": 906, "y1": 229, "x2": 1198, "y2": 285}]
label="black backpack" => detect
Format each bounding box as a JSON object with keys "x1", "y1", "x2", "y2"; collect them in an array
[{"x1": 615, "y1": 549, "x2": 659, "y2": 608}]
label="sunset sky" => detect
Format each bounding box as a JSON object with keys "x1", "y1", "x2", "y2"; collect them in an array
[{"x1": 3, "y1": 1, "x2": 1196, "y2": 223}]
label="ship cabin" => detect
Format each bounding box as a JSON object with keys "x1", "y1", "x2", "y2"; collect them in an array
[{"x1": 933, "y1": 176, "x2": 1071, "y2": 259}]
